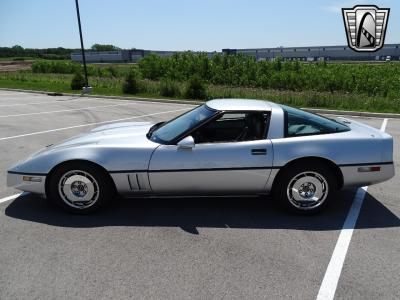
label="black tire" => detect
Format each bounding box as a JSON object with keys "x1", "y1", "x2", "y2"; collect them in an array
[
  {"x1": 48, "y1": 162, "x2": 114, "y2": 214},
  {"x1": 273, "y1": 161, "x2": 338, "y2": 215}
]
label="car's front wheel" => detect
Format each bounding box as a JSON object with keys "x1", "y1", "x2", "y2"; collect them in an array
[
  {"x1": 48, "y1": 162, "x2": 114, "y2": 214},
  {"x1": 273, "y1": 162, "x2": 337, "y2": 214}
]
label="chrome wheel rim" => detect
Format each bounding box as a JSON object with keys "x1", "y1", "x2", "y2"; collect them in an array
[
  {"x1": 58, "y1": 170, "x2": 100, "y2": 209},
  {"x1": 286, "y1": 171, "x2": 329, "y2": 210}
]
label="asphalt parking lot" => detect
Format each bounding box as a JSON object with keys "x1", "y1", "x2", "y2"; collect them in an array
[{"x1": 0, "y1": 90, "x2": 398, "y2": 299}]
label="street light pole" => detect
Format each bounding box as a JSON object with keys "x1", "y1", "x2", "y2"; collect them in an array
[{"x1": 74, "y1": 0, "x2": 91, "y2": 92}]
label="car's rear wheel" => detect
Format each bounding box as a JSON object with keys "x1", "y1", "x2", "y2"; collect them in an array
[
  {"x1": 48, "y1": 162, "x2": 114, "y2": 214},
  {"x1": 273, "y1": 162, "x2": 337, "y2": 214}
]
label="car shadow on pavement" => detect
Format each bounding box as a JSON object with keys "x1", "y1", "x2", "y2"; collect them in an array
[{"x1": 5, "y1": 188, "x2": 399, "y2": 234}]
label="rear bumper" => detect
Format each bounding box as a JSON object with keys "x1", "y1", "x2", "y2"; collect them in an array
[
  {"x1": 7, "y1": 172, "x2": 46, "y2": 195},
  {"x1": 340, "y1": 163, "x2": 395, "y2": 187}
]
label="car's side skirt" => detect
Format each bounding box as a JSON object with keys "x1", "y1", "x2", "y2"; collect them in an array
[
  {"x1": 109, "y1": 161, "x2": 394, "y2": 195},
  {"x1": 110, "y1": 167, "x2": 279, "y2": 195}
]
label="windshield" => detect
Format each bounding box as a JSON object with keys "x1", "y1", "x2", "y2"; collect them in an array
[{"x1": 149, "y1": 105, "x2": 216, "y2": 144}]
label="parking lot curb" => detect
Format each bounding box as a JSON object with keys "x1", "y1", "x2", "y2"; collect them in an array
[
  {"x1": 302, "y1": 108, "x2": 400, "y2": 119},
  {"x1": 0, "y1": 87, "x2": 202, "y2": 106},
  {"x1": 1, "y1": 87, "x2": 399, "y2": 118},
  {"x1": 82, "y1": 94, "x2": 203, "y2": 105}
]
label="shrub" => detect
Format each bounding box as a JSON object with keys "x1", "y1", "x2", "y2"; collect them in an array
[
  {"x1": 32, "y1": 60, "x2": 81, "y2": 74},
  {"x1": 27, "y1": 52, "x2": 400, "y2": 100},
  {"x1": 273, "y1": 57, "x2": 282, "y2": 71},
  {"x1": 70, "y1": 72, "x2": 85, "y2": 90},
  {"x1": 185, "y1": 75, "x2": 207, "y2": 100},
  {"x1": 160, "y1": 78, "x2": 180, "y2": 97},
  {"x1": 138, "y1": 53, "x2": 164, "y2": 80},
  {"x1": 122, "y1": 69, "x2": 141, "y2": 94},
  {"x1": 107, "y1": 66, "x2": 118, "y2": 77}
]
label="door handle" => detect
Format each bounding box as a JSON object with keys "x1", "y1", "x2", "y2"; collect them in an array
[{"x1": 251, "y1": 148, "x2": 267, "y2": 155}]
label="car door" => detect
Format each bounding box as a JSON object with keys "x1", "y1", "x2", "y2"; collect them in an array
[{"x1": 148, "y1": 111, "x2": 274, "y2": 195}]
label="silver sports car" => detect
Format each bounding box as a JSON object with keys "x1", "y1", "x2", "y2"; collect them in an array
[{"x1": 7, "y1": 99, "x2": 394, "y2": 214}]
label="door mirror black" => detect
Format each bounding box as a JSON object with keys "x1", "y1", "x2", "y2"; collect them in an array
[{"x1": 177, "y1": 136, "x2": 195, "y2": 149}]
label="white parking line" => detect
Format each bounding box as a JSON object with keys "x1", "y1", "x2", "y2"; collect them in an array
[
  {"x1": 381, "y1": 118, "x2": 388, "y2": 132},
  {"x1": 0, "y1": 193, "x2": 22, "y2": 204},
  {"x1": 0, "y1": 102, "x2": 161, "y2": 118},
  {"x1": 316, "y1": 118, "x2": 389, "y2": 300},
  {"x1": 0, "y1": 108, "x2": 189, "y2": 141},
  {"x1": 316, "y1": 187, "x2": 368, "y2": 300},
  {"x1": 0, "y1": 98, "x2": 83, "y2": 107}
]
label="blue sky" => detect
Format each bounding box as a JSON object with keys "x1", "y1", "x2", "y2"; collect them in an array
[{"x1": 0, "y1": 0, "x2": 398, "y2": 50}]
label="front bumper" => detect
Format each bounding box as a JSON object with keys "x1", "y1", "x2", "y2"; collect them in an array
[
  {"x1": 341, "y1": 163, "x2": 395, "y2": 187},
  {"x1": 7, "y1": 172, "x2": 46, "y2": 195}
]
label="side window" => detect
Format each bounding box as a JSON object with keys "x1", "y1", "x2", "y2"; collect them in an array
[
  {"x1": 282, "y1": 105, "x2": 350, "y2": 137},
  {"x1": 286, "y1": 111, "x2": 323, "y2": 136},
  {"x1": 192, "y1": 112, "x2": 269, "y2": 144}
]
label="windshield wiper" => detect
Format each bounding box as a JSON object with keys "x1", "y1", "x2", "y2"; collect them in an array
[{"x1": 146, "y1": 122, "x2": 165, "y2": 138}]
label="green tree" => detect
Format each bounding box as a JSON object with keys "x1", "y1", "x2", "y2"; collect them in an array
[
  {"x1": 12, "y1": 45, "x2": 24, "y2": 51},
  {"x1": 138, "y1": 53, "x2": 165, "y2": 80},
  {"x1": 91, "y1": 44, "x2": 121, "y2": 51}
]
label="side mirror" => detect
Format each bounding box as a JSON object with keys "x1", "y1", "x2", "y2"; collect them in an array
[{"x1": 177, "y1": 136, "x2": 195, "y2": 150}]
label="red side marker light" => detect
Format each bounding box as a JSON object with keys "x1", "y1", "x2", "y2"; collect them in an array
[{"x1": 358, "y1": 166, "x2": 381, "y2": 172}]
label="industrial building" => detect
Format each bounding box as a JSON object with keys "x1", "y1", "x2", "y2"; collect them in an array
[
  {"x1": 70, "y1": 49, "x2": 215, "y2": 63},
  {"x1": 223, "y1": 44, "x2": 400, "y2": 61},
  {"x1": 71, "y1": 44, "x2": 400, "y2": 63}
]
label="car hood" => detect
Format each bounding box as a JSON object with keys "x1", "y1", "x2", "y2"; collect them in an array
[
  {"x1": 28, "y1": 122, "x2": 157, "y2": 158},
  {"x1": 9, "y1": 122, "x2": 160, "y2": 174},
  {"x1": 56, "y1": 121, "x2": 156, "y2": 148}
]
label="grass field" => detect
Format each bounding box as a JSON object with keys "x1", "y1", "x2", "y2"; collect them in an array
[
  {"x1": 1, "y1": 70, "x2": 399, "y2": 113},
  {"x1": 1, "y1": 54, "x2": 400, "y2": 113},
  {"x1": 0, "y1": 57, "x2": 41, "y2": 61}
]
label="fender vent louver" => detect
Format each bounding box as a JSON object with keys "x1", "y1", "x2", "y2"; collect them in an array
[{"x1": 127, "y1": 173, "x2": 150, "y2": 191}]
